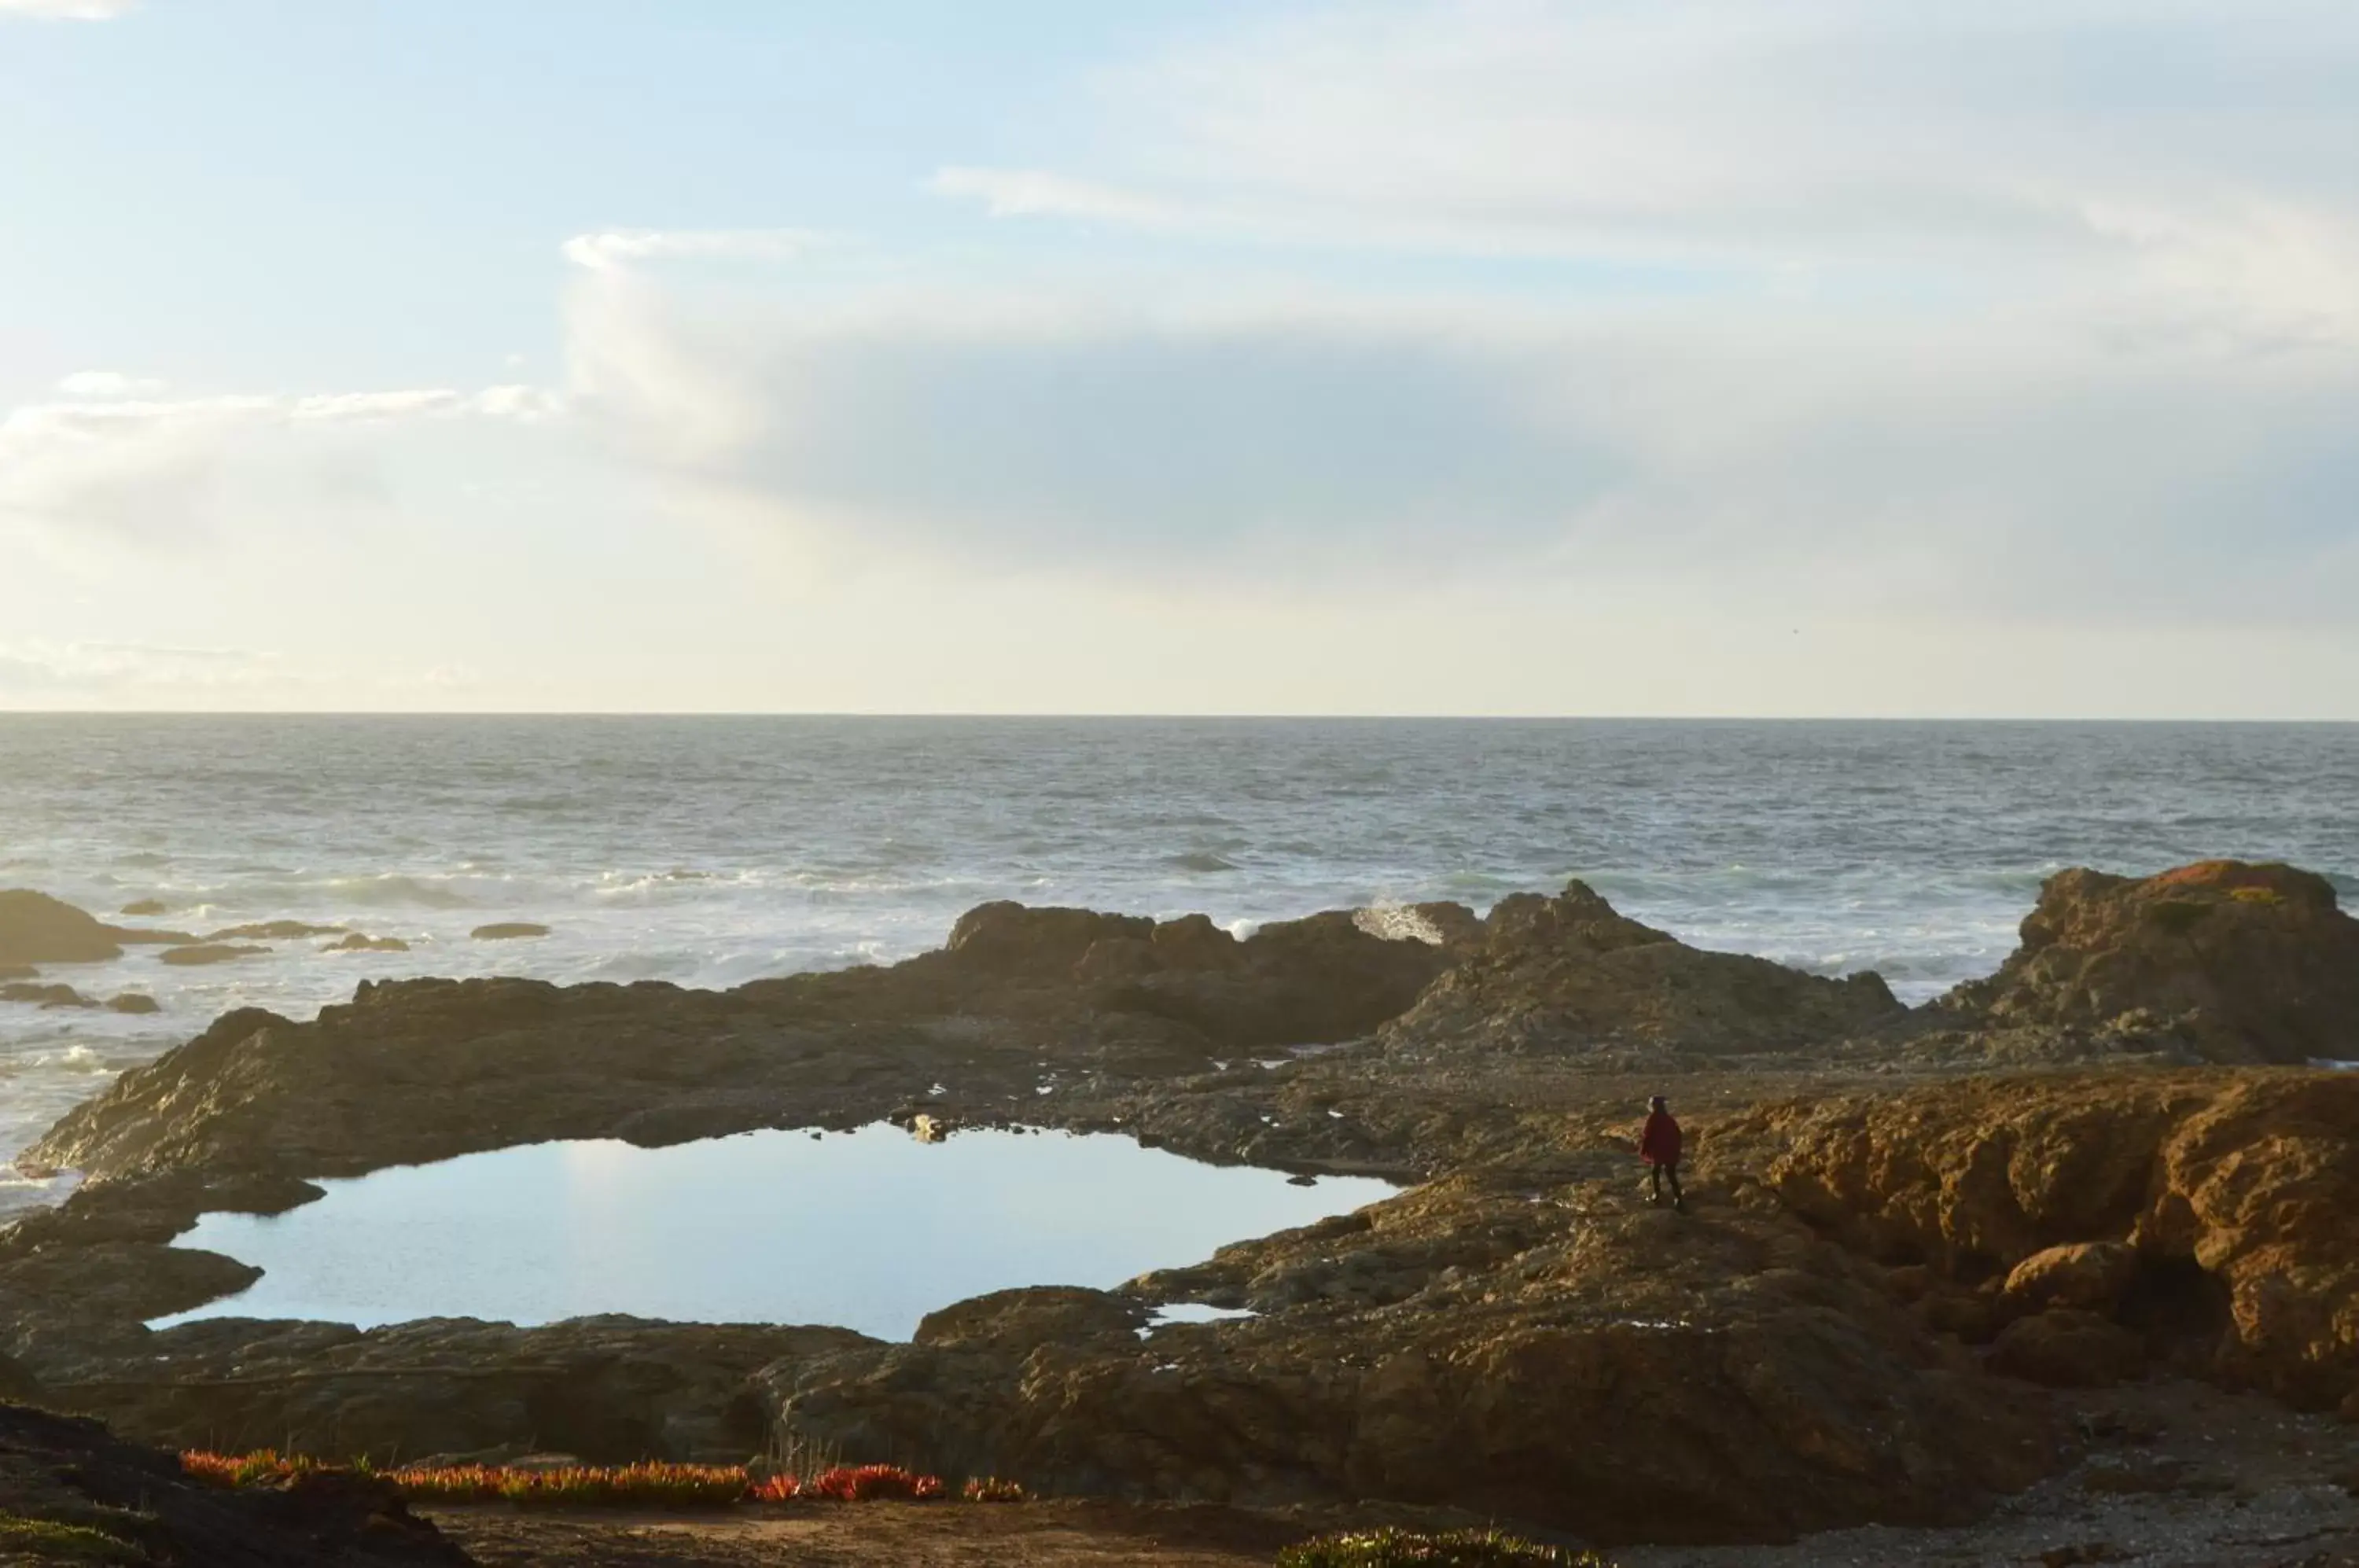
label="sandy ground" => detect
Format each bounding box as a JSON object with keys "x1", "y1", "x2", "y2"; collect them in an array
[{"x1": 429, "y1": 1383, "x2": 2357, "y2": 1568}]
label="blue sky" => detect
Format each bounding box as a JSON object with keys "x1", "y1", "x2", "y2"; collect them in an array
[{"x1": 4, "y1": 0, "x2": 2357, "y2": 714}]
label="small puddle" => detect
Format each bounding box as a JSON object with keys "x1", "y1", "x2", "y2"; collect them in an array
[{"x1": 153, "y1": 1124, "x2": 1395, "y2": 1340}]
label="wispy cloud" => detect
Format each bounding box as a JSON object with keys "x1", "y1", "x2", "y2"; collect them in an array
[
  {"x1": 0, "y1": 639, "x2": 287, "y2": 697},
  {"x1": 929, "y1": 168, "x2": 1216, "y2": 234},
  {"x1": 561, "y1": 229, "x2": 826, "y2": 272},
  {"x1": 933, "y1": 1, "x2": 2359, "y2": 351},
  {"x1": 0, "y1": 382, "x2": 564, "y2": 543},
  {"x1": 0, "y1": 0, "x2": 137, "y2": 19}
]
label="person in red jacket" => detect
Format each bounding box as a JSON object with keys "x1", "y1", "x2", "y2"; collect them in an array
[{"x1": 1639, "y1": 1095, "x2": 1684, "y2": 1212}]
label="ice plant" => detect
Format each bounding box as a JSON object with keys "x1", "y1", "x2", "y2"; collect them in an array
[
  {"x1": 1278, "y1": 1527, "x2": 1608, "y2": 1567},
  {"x1": 808, "y1": 1463, "x2": 944, "y2": 1502},
  {"x1": 962, "y1": 1476, "x2": 1030, "y2": 1502}
]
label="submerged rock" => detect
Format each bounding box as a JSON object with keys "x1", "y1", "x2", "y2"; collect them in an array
[
  {"x1": 0, "y1": 981, "x2": 98, "y2": 1010},
  {"x1": 1936, "y1": 860, "x2": 2359, "y2": 1064},
  {"x1": 119, "y1": 898, "x2": 171, "y2": 917},
  {"x1": 106, "y1": 994, "x2": 161, "y2": 1015},
  {"x1": 469, "y1": 922, "x2": 550, "y2": 940},
  {"x1": 323, "y1": 933, "x2": 410, "y2": 953},
  {"x1": 158, "y1": 944, "x2": 271, "y2": 966}
]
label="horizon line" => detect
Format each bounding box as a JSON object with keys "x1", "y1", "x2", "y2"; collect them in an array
[{"x1": 2, "y1": 710, "x2": 2356, "y2": 725}]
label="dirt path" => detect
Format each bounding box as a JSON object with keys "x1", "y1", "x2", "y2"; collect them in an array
[{"x1": 429, "y1": 1500, "x2": 1303, "y2": 1567}]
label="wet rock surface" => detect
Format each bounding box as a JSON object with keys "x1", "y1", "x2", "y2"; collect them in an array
[
  {"x1": 3, "y1": 861, "x2": 2357, "y2": 1551},
  {"x1": 0, "y1": 1400, "x2": 467, "y2": 1566}
]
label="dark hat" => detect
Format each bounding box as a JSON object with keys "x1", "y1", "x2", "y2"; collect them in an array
[{"x1": 1649, "y1": 1095, "x2": 1668, "y2": 1111}]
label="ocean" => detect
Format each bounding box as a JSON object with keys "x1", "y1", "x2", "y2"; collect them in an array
[{"x1": 4, "y1": 716, "x2": 2355, "y2": 1211}]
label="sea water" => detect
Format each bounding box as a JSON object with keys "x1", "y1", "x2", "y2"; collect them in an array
[
  {"x1": 152, "y1": 1124, "x2": 1396, "y2": 1338},
  {"x1": 6, "y1": 716, "x2": 2356, "y2": 1210}
]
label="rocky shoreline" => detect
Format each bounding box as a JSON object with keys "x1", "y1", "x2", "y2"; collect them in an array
[{"x1": 2, "y1": 859, "x2": 2355, "y2": 1553}]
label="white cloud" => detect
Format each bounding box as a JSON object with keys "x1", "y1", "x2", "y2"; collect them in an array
[
  {"x1": 561, "y1": 229, "x2": 826, "y2": 272},
  {"x1": 54, "y1": 371, "x2": 168, "y2": 399},
  {"x1": 0, "y1": 0, "x2": 135, "y2": 17}
]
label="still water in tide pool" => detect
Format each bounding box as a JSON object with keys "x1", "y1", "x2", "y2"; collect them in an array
[{"x1": 155, "y1": 1124, "x2": 1397, "y2": 1340}]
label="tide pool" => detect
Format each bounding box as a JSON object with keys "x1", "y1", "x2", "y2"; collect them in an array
[{"x1": 155, "y1": 1124, "x2": 1396, "y2": 1340}]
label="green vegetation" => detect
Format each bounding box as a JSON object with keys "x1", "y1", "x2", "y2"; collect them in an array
[
  {"x1": 0, "y1": 1514, "x2": 143, "y2": 1564},
  {"x1": 1278, "y1": 1528, "x2": 1608, "y2": 1568}
]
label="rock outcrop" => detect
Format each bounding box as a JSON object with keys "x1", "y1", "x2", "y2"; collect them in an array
[
  {"x1": 0, "y1": 1401, "x2": 466, "y2": 1566},
  {"x1": 0, "y1": 889, "x2": 193, "y2": 965},
  {"x1": 1935, "y1": 861, "x2": 2359, "y2": 1064},
  {"x1": 1732, "y1": 1071, "x2": 2359, "y2": 1412},
  {"x1": 760, "y1": 1182, "x2": 2054, "y2": 1545},
  {"x1": 28, "y1": 1319, "x2": 867, "y2": 1467},
  {"x1": 28, "y1": 900, "x2": 1467, "y2": 1184},
  {"x1": 1379, "y1": 881, "x2": 1905, "y2": 1059}
]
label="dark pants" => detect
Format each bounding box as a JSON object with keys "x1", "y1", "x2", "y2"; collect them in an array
[{"x1": 1650, "y1": 1161, "x2": 1684, "y2": 1208}]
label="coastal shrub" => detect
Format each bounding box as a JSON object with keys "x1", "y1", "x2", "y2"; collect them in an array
[
  {"x1": 1277, "y1": 1527, "x2": 1607, "y2": 1568},
  {"x1": 962, "y1": 1476, "x2": 1030, "y2": 1502},
  {"x1": 181, "y1": 1451, "x2": 972, "y2": 1511},
  {"x1": 808, "y1": 1463, "x2": 944, "y2": 1502}
]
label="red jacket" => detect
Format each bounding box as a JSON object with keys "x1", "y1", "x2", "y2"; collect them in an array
[{"x1": 1639, "y1": 1110, "x2": 1682, "y2": 1166}]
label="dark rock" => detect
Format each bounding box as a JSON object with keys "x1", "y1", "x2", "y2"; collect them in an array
[
  {"x1": 913, "y1": 1286, "x2": 1144, "y2": 1351},
  {"x1": 106, "y1": 994, "x2": 161, "y2": 1015},
  {"x1": 1989, "y1": 1310, "x2": 2149, "y2": 1388},
  {"x1": 0, "y1": 889, "x2": 125, "y2": 965},
  {"x1": 324, "y1": 934, "x2": 411, "y2": 954},
  {"x1": 761, "y1": 1188, "x2": 2055, "y2": 1545},
  {"x1": 2001, "y1": 1242, "x2": 2140, "y2": 1316},
  {"x1": 159, "y1": 944, "x2": 271, "y2": 966},
  {"x1": 0, "y1": 1352, "x2": 41, "y2": 1403},
  {"x1": 1935, "y1": 860, "x2": 2359, "y2": 1064},
  {"x1": 0, "y1": 1401, "x2": 466, "y2": 1565},
  {"x1": 1382, "y1": 880, "x2": 1906, "y2": 1058},
  {"x1": 0, "y1": 1242, "x2": 261, "y2": 1329},
  {"x1": 119, "y1": 900, "x2": 170, "y2": 917},
  {"x1": 469, "y1": 922, "x2": 550, "y2": 940},
  {"x1": 36, "y1": 1318, "x2": 870, "y2": 1465}
]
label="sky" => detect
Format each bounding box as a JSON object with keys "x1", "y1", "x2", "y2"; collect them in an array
[{"x1": 2, "y1": 0, "x2": 2357, "y2": 716}]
